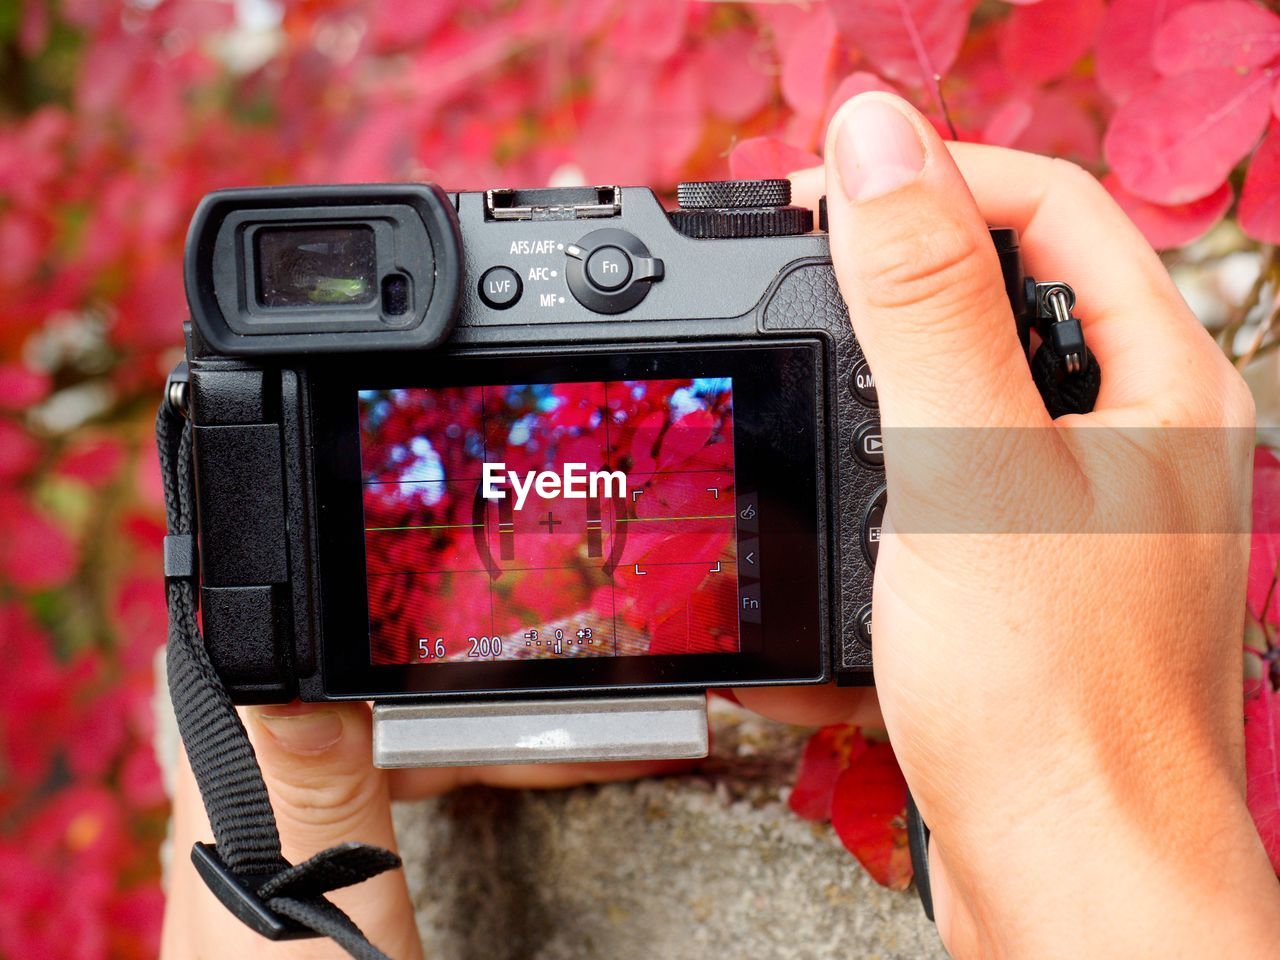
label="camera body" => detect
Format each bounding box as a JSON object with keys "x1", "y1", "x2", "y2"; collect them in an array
[{"x1": 182, "y1": 180, "x2": 1030, "y2": 708}]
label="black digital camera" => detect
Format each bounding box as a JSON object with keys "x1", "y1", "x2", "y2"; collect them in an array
[{"x1": 179, "y1": 179, "x2": 1038, "y2": 709}]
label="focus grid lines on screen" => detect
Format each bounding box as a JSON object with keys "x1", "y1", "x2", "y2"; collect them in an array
[{"x1": 357, "y1": 377, "x2": 743, "y2": 665}]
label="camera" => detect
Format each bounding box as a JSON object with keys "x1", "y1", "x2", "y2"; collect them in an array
[{"x1": 178, "y1": 179, "x2": 1035, "y2": 764}]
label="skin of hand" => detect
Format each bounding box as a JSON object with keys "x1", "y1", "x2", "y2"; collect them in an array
[
  {"x1": 736, "y1": 93, "x2": 1280, "y2": 957},
  {"x1": 162, "y1": 702, "x2": 694, "y2": 959}
]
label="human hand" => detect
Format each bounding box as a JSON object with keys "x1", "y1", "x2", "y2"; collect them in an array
[
  {"x1": 162, "y1": 701, "x2": 692, "y2": 958},
  {"x1": 739, "y1": 93, "x2": 1280, "y2": 957}
]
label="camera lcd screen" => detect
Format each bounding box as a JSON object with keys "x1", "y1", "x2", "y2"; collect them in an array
[
  {"x1": 311, "y1": 342, "x2": 826, "y2": 697},
  {"x1": 255, "y1": 225, "x2": 377, "y2": 307},
  {"x1": 358, "y1": 377, "x2": 744, "y2": 665}
]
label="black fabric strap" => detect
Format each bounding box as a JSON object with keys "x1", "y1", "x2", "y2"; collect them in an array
[{"x1": 157, "y1": 404, "x2": 401, "y2": 958}]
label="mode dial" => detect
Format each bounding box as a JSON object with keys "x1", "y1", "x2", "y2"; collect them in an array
[
  {"x1": 669, "y1": 179, "x2": 814, "y2": 239},
  {"x1": 676, "y1": 179, "x2": 794, "y2": 209}
]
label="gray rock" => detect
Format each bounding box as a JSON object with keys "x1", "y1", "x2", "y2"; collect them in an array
[{"x1": 392, "y1": 699, "x2": 946, "y2": 960}]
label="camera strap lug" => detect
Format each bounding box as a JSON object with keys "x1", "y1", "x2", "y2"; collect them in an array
[
  {"x1": 1022, "y1": 278, "x2": 1101, "y2": 418},
  {"x1": 165, "y1": 360, "x2": 190, "y2": 418}
]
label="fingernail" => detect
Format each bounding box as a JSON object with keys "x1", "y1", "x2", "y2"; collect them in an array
[
  {"x1": 254, "y1": 706, "x2": 344, "y2": 755},
  {"x1": 835, "y1": 96, "x2": 926, "y2": 202}
]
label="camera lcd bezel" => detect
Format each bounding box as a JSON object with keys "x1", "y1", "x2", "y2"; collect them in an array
[{"x1": 309, "y1": 340, "x2": 829, "y2": 699}]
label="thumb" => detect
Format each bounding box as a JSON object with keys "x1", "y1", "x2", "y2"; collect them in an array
[
  {"x1": 823, "y1": 93, "x2": 1049, "y2": 432},
  {"x1": 246, "y1": 702, "x2": 422, "y2": 958}
]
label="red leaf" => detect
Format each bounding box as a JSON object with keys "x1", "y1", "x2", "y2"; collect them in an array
[
  {"x1": 1244, "y1": 675, "x2": 1280, "y2": 873},
  {"x1": 1013, "y1": 86, "x2": 1104, "y2": 165},
  {"x1": 695, "y1": 29, "x2": 773, "y2": 123},
  {"x1": 830, "y1": 741, "x2": 913, "y2": 890},
  {"x1": 1104, "y1": 173, "x2": 1232, "y2": 249},
  {"x1": 789, "y1": 725, "x2": 868, "y2": 820},
  {"x1": 1104, "y1": 66, "x2": 1274, "y2": 203},
  {"x1": 780, "y1": 7, "x2": 840, "y2": 116},
  {"x1": 1152, "y1": 0, "x2": 1280, "y2": 74},
  {"x1": 824, "y1": 71, "x2": 899, "y2": 133},
  {"x1": 609, "y1": 0, "x2": 690, "y2": 61},
  {"x1": 0, "y1": 419, "x2": 40, "y2": 482},
  {"x1": 0, "y1": 363, "x2": 50, "y2": 411},
  {"x1": 729, "y1": 137, "x2": 822, "y2": 180},
  {"x1": 828, "y1": 0, "x2": 975, "y2": 88},
  {"x1": 1248, "y1": 446, "x2": 1280, "y2": 624},
  {"x1": 1096, "y1": 0, "x2": 1199, "y2": 104},
  {"x1": 1241, "y1": 124, "x2": 1280, "y2": 243},
  {"x1": 1000, "y1": 0, "x2": 1105, "y2": 85},
  {"x1": 56, "y1": 438, "x2": 126, "y2": 488},
  {"x1": 0, "y1": 493, "x2": 75, "y2": 590},
  {"x1": 982, "y1": 97, "x2": 1034, "y2": 147}
]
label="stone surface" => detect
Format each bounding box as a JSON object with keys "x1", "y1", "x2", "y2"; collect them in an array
[
  {"x1": 392, "y1": 699, "x2": 945, "y2": 960},
  {"x1": 155, "y1": 673, "x2": 945, "y2": 959}
]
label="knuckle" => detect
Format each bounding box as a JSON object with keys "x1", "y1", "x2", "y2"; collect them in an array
[
  {"x1": 860, "y1": 220, "x2": 995, "y2": 316},
  {"x1": 270, "y1": 771, "x2": 382, "y2": 833},
  {"x1": 1048, "y1": 157, "x2": 1104, "y2": 202}
]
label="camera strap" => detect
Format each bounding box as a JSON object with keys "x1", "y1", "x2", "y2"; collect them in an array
[{"x1": 157, "y1": 402, "x2": 400, "y2": 960}]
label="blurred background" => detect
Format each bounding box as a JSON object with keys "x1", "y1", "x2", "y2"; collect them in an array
[{"x1": 2, "y1": 1, "x2": 1279, "y2": 956}]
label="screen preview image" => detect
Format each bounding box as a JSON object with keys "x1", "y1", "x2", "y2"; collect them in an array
[{"x1": 358, "y1": 377, "x2": 751, "y2": 665}]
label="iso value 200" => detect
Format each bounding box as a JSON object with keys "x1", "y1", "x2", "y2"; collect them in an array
[
  {"x1": 467, "y1": 635, "x2": 503, "y2": 658},
  {"x1": 416, "y1": 636, "x2": 504, "y2": 659}
]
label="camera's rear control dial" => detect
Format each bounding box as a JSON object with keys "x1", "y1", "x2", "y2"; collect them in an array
[
  {"x1": 669, "y1": 179, "x2": 814, "y2": 239},
  {"x1": 565, "y1": 228, "x2": 664, "y2": 314},
  {"x1": 478, "y1": 266, "x2": 523, "y2": 309}
]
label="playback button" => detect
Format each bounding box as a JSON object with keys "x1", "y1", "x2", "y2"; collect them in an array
[
  {"x1": 479, "y1": 266, "x2": 522, "y2": 309},
  {"x1": 854, "y1": 420, "x2": 884, "y2": 467}
]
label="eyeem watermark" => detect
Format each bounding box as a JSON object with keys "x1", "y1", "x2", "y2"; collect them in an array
[{"x1": 481, "y1": 462, "x2": 627, "y2": 511}]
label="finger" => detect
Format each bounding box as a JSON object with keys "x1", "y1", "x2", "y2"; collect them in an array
[
  {"x1": 789, "y1": 164, "x2": 824, "y2": 212},
  {"x1": 944, "y1": 141, "x2": 1233, "y2": 413},
  {"x1": 824, "y1": 94, "x2": 1052, "y2": 432},
  {"x1": 732, "y1": 683, "x2": 883, "y2": 729},
  {"x1": 388, "y1": 756, "x2": 700, "y2": 801},
  {"x1": 246, "y1": 702, "x2": 422, "y2": 959},
  {"x1": 165, "y1": 717, "x2": 422, "y2": 960}
]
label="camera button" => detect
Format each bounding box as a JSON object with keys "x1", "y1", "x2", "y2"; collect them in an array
[
  {"x1": 740, "y1": 582, "x2": 762, "y2": 624},
  {"x1": 851, "y1": 359, "x2": 877, "y2": 406},
  {"x1": 479, "y1": 266, "x2": 522, "y2": 309},
  {"x1": 855, "y1": 603, "x2": 873, "y2": 646},
  {"x1": 854, "y1": 420, "x2": 884, "y2": 468},
  {"x1": 862, "y1": 485, "x2": 886, "y2": 567},
  {"x1": 585, "y1": 246, "x2": 632, "y2": 291}
]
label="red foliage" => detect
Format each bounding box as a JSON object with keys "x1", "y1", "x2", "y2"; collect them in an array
[
  {"x1": 830, "y1": 742, "x2": 913, "y2": 890},
  {"x1": 1245, "y1": 673, "x2": 1280, "y2": 873},
  {"x1": 1104, "y1": 174, "x2": 1234, "y2": 250},
  {"x1": 1248, "y1": 447, "x2": 1280, "y2": 625},
  {"x1": 1241, "y1": 124, "x2": 1280, "y2": 243},
  {"x1": 1104, "y1": 66, "x2": 1274, "y2": 205},
  {"x1": 789, "y1": 724, "x2": 912, "y2": 889},
  {"x1": 789, "y1": 724, "x2": 868, "y2": 820},
  {"x1": 3, "y1": 3, "x2": 1280, "y2": 947}
]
